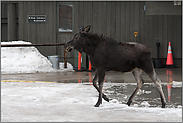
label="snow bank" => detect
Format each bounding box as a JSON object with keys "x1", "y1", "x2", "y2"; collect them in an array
[
  {"x1": 1, "y1": 82, "x2": 182, "y2": 122},
  {"x1": 59, "y1": 62, "x2": 73, "y2": 71},
  {"x1": 172, "y1": 81, "x2": 182, "y2": 88},
  {"x1": 1, "y1": 41, "x2": 73, "y2": 74},
  {"x1": 59, "y1": 28, "x2": 73, "y2": 32}
]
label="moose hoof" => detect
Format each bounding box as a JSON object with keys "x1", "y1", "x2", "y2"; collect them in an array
[
  {"x1": 103, "y1": 95, "x2": 109, "y2": 102},
  {"x1": 161, "y1": 103, "x2": 166, "y2": 108},
  {"x1": 127, "y1": 100, "x2": 132, "y2": 106},
  {"x1": 94, "y1": 101, "x2": 102, "y2": 107}
]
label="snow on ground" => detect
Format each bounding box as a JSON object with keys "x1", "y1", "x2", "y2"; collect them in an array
[
  {"x1": 1, "y1": 41, "x2": 73, "y2": 74},
  {"x1": 172, "y1": 81, "x2": 182, "y2": 88},
  {"x1": 1, "y1": 82, "x2": 182, "y2": 122}
]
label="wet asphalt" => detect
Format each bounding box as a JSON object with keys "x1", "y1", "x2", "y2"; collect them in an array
[
  {"x1": 1, "y1": 68, "x2": 182, "y2": 108},
  {"x1": 1, "y1": 68, "x2": 182, "y2": 83}
]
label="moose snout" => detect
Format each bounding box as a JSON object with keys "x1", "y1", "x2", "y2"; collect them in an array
[{"x1": 65, "y1": 44, "x2": 74, "y2": 52}]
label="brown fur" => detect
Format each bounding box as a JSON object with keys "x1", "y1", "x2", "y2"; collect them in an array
[{"x1": 65, "y1": 25, "x2": 166, "y2": 108}]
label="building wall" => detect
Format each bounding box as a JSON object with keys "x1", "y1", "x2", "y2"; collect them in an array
[
  {"x1": 18, "y1": 1, "x2": 57, "y2": 56},
  {"x1": 1, "y1": 3, "x2": 8, "y2": 41},
  {"x1": 1, "y1": 1, "x2": 182, "y2": 67}
]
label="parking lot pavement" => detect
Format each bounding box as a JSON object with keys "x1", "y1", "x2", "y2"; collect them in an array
[
  {"x1": 1, "y1": 68, "x2": 182, "y2": 122},
  {"x1": 1, "y1": 68, "x2": 182, "y2": 84}
]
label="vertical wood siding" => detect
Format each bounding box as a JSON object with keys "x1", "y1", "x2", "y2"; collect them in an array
[
  {"x1": 1, "y1": 3, "x2": 8, "y2": 41},
  {"x1": 18, "y1": 1, "x2": 57, "y2": 56},
  {"x1": 1, "y1": 1, "x2": 182, "y2": 66},
  {"x1": 57, "y1": 1, "x2": 181, "y2": 59}
]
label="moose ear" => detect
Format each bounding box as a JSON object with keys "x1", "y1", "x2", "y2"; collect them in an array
[{"x1": 84, "y1": 25, "x2": 91, "y2": 33}]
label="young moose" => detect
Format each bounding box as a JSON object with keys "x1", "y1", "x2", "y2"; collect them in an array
[{"x1": 65, "y1": 25, "x2": 166, "y2": 108}]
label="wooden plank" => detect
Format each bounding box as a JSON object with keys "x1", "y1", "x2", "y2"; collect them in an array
[
  {"x1": 1, "y1": 3, "x2": 8, "y2": 42},
  {"x1": 125, "y1": 2, "x2": 130, "y2": 41},
  {"x1": 175, "y1": 15, "x2": 182, "y2": 58},
  {"x1": 27, "y1": 2, "x2": 31, "y2": 42},
  {"x1": 172, "y1": 15, "x2": 181, "y2": 58},
  {"x1": 145, "y1": 1, "x2": 182, "y2": 15},
  {"x1": 83, "y1": 1, "x2": 88, "y2": 27},
  {"x1": 44, "y1": 1, "x2": 51, "y2": 55},
  {"x1": 158, "y1": 16, "x2": 163, "y2": 58},
  {"x1": 78, "y1": 2, "x2": 84, "y2": 27},
  {"x1": 111, "y1": 2, "x2": 115, "y2": 39},
  {"x1": 49, "y1": 1, "x2": 57, "y2": 56},
  {"x1": 97, "y1": 2, "x2": 102, "y2": 34},
  {"x1": 1, "y1": 3, "x2": 8, "y2": 18},
  {"x1": 1, "y1": 24, "x2": 8, "y2": 41},
  {"x1": 88, "y1": 2, "x2": 93, "y2": 33},
  {"x1": 99, "y1": 2, "x2": 107, "y2": 35},
  {"x1": 23, "y1": 2, "x2": 28, "y2": 41},
  {"x1": 120, "y1": 2, "x2": 125, "y2": 42},
  {"x1": 106, "y1": 2, "x2": 111, "y2": 37},
  {"x1": 18, "y1": 2, "x2": 24, "y2": 40},
  {"x1": 30, "y1": 2, "x2": 36, "y2": 44},
  {"x1": 40, "y1": 2, "x2": 45, "y2": 54},
  {"x1": 172, "y1": 16, "x2": 176, "y2": 58},
  {"x1": 83, "y1": 1, "x2": 92, "y2": 29},
  {"x1": 73, "y1": 2, "x2": 79, "y2": 32},
  {"x1": 35, "y1": 2, "x2": 42, "y2": 53},
  {"x1": 56, "y1": 34, "x2": 65, "y2": 57},
  {"x1": 115, "y1": 1, "x2": 121, "y2": 41},
  {"x1": 139, "y1": 2, "x2": 145, "y2": 44},
  {"x1": 52, "y1": 1, "x2": 57, "y2": 55},
  {"x1": 167, "y1": 15, "x2": 173, "y2": 53},
  {"x1": 92, "y1": 1, "x2": 98, "y2": 33},
  {"x1": 152, "y1": 15, "x2": 158, "y2": 58},
  {"x1": 146, "y1": 16, "x2": 154, "y2": 56},
  {"x1": 7, "y1": 3, "x2": 17, "y2": 41},
  {"x1": 162, "y1": 15, "x2": 168, "y2": 58},
  {"x1": 129, "y1": 2, "x2": 135, "y2": 42},
  {"x1": 144, "y1": 15, "x2": 148, "y2": 46},
  {"x1": 134, "y1": 1, "x2": 139, "y2": 42}
]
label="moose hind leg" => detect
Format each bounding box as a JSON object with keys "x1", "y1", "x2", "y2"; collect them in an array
[
  {"x1": 92, "y1": 71, "x2": 109, "y2": 103},
  {"x1": 127, "y1": 68, "x2": 144, "y2": 106},
  {"x1": 148, "y1": 69, "x2": 166, "y2": 108}
]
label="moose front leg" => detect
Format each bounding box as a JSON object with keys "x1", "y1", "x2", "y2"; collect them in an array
[
  {"x1": 92, "y1": 70, "x2": 109, "y2": 107},
  {"x1": 94, "y1": 68, "x2": 106, "y2": 107}
]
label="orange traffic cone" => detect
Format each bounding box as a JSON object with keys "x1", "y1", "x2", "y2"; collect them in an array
[
  {"x1": 167, "y1": 83, "x2": 172, "y2": 102},
  {"x1": 166, "y1": 42, "x2": 174, "y2": 67},
  {"x1": 75, "y1": 52, "x2": 83, "y2": 72},
  {"x1": 89, "y1": 72, "x2": 92, "y2": 85}
]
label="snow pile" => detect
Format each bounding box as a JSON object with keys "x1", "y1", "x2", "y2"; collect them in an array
[
  {"x1": 140, "y1": 101, "x2": 151, "y2": 107},
  {"x1": 137, "y1": 89, "x2": 151, "y2": 95},
  {"x1": 59, "y1": 28, "x2": 73, "y2": 32},
  {"x1": 172, "y1": 81, "x2": 182, "y2": 88},
  {"x1": 59, "y1": 62, "x2": 73, "y2": 71},
  {"x1": 1, "y1": 41, "x2": 73, "y2": 74}
]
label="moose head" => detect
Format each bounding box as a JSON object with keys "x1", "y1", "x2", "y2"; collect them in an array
[{"x1": 65, "y1": 25, "x2": 91, "y2": 53}]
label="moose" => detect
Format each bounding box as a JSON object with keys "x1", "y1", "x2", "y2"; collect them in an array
[{"x1": 65, "y1": 25, "x2": 166, "y2": 108}]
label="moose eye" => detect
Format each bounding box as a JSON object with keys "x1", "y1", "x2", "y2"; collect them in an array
[{"x1": 75, "y1": 36, "x2": 80, "y2": 40}]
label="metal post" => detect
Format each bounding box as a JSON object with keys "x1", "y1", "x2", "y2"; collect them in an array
[{"x1": 64, "y1": 50, "x2": 67, "y2": 68}]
